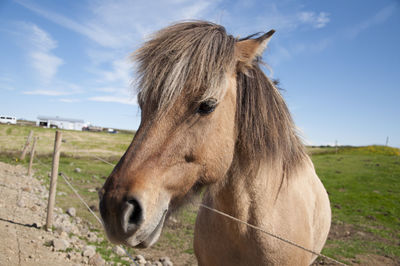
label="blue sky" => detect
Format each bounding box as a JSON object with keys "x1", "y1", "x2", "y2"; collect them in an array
[{"x1": 0, "y1": 0, "x2": 399, "y2": 147}]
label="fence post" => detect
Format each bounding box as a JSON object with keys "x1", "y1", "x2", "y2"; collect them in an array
[
  {"x1": 27, "y1": 137, "x2": 38, "y2": 176},
  {"x1": 20, "y1": 130, "x2": 33, "y2": 160},
  {"x1": 45, "y1": 131, "x2": 62, "y2": 231},
  {"x1": 335, "y1": 140, "x2": 338, "y2": 154}
]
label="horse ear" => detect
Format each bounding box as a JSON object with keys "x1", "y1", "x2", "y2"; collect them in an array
[{"x1": 235, "y1": 30, "x2": 275, "y2": 70}]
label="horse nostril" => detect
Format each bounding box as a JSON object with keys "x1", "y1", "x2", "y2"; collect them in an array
[{"x1": 122, "y1": 197, "x2": 143, "y2": 232}]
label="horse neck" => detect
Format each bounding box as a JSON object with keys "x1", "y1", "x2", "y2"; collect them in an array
[{"x1": 207, "y1": 155, "x2": 291, "y2": 222}]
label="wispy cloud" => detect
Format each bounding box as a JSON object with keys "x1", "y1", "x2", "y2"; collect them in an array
[
  {"x1": 30, "y1": 51, "x2": 63, "y2": 84},
  {"x1": 15, "y1": 0, "x2": 220, "y2": 103},
  {"x1": 59, "y1": 98, "x2": 81, "y2": 103},
  {"x1": 298, "y1": 11, "x2": 330, "y2": 29},
  {"x1": 22, "y1": 81, "x2": 82, "y2": 96},
  {"x1": 222, "y1": 2, "x2": 331, "y2": 36},
  {"x1": 346, "y1": 3, "x2": 398, "y2": 39},
  {"x1": 14, "y1": 0, "x2": 334, "y2": 102},
  {"x1": 23, "y1": 89, "x2": 71, "y2": 96},
  {"x1": 0, "y1": 85, "x2": 16, "y2": 91},
  {"x1": 0, "y1": 74, "x2": 16, "y2": 91},
  {"x1": 15, "y1": 0, "x2": 218, "y2": 48},
  {"x1": 96, "y1": 58, "x2": 132, "y2": 84},
  {"x1": 89, "y1": 95, "x2": 137, "y2": 105},
  {"x1": 21, "y1": 23, "x2": 63, "y2": 84},
  {"x1": 14, "y1": 0, "x2": 116, "y2": 47}
]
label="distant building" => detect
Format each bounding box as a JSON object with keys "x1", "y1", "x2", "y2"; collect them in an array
[{"x1": 37, "y1": 116, "x2": 85, "y2": 131}]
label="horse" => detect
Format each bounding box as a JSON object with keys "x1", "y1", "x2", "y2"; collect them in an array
[{"x1": 99, "y1": 21, "x2": 331, "y2": 265}]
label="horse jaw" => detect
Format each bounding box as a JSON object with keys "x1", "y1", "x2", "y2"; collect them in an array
[{"x1": 122, "y1": 207, "x2": 168, "y2": 248}]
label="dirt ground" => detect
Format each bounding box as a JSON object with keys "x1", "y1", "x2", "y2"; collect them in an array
[
  {"x1": 313, "y1": 222, "x2": 399, "y2": 265},
  {"x1": 0, "y1": 162, "x2": 77, "y2": 266},
  {"x1": 1, "y1": 161, "x2": 398, "y2": 266}
]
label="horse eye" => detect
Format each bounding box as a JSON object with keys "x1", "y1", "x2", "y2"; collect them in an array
[{"x1": 197, "y1": 99, "x2": 217, "y2": 115}]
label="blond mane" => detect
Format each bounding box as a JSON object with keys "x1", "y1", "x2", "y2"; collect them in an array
[
  {"x1": 134, "y1": 21, "x2": 236, "y2": 113},
  {"x1": 133, "y1": 21, "x2": 306, "y2": 178}
]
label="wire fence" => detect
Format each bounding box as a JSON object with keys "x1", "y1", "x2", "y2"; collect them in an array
[
  {"x1": 62, "y1": 131, "x2": 345, "y2": 265},
  {"x1": 12, "y1": 129, "x2": 346, "y2": 265},
  {"x1": 28, "y1": 132, "x2": 139, "y2": 266}
]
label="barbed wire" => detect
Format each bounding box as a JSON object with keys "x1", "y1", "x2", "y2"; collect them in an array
[
  {"x1": 198, "y1": 204, "x2": 346, "y2": 265},
  {"x1": 59, "y1": 173, "x2": 103, "y2": 225},
  {"x1": 33, "y1": 132, "x2": 345, "y2": 265},
  {"x1": 34, "y1": 158, "x2": 138, "y2": 266},
  {"x1": 83, "y1": 155, "x2": 346, "y2": 265}
]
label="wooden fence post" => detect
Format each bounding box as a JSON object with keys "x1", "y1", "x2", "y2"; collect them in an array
[
  {"x1": 20, "y1": 130, "x2": 33, "y2": 160},
  {"x1": 45, "y1": 131, "x2": 62, "y2": 231},
  {"x1": 27, "y1": 137, "x2": 38, "y2": 176},
  {"x1": 335, "y1": 140, "x2": 338, "y2": 154}
]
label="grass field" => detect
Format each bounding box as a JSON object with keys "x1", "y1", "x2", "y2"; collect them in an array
[{"x1": 1, "y1": 123, "x2": 399, "y2": 265}]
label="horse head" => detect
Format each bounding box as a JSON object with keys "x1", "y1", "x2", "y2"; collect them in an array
[{"x1": 99, "y1": 21, "x2": 275, "y2": 248}]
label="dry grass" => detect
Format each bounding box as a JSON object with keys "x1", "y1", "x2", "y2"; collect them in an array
[{"x1": 0, "y1": 124, "x2": 133, "y2": 158}]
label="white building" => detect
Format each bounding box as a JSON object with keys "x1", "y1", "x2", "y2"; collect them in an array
[{"x1": 37, "y1": 116, "x2": 85, "y2": 131}]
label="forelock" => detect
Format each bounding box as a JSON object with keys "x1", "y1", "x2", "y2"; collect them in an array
[{"x1": 133, "y1": 21, "x2": 236, "y2": 112}]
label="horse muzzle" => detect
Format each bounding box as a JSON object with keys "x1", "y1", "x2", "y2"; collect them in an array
[{"x1": 99, "y1": 192, "x2": 170, "y2": 248}]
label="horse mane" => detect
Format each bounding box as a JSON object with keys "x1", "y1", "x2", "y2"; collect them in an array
[
  {"x1": 236, "y1": 63, "x2": 307, "y2": 177},
  {"x1": 133, "y1": 21, "x2": 236, "y2": 113},
  {"x1": 133, "y1": 21, "x2": 306, "y2": 179}
]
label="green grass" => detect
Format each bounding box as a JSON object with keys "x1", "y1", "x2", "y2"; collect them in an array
[
  {"x1": 1, "y1": 123, "x2": 399, "y2": 264},
  {"x1": 312, "y1": 146, "x2": 400, "y2": 263}
]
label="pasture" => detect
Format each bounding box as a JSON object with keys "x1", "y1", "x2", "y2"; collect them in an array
[{"x1": 0, "y1": 123, "x2": 399, "y2": 265}]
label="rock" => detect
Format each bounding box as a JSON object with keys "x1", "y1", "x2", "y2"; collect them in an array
[
  {"x1": 66, "y1": 207, "x2": 76, "y2": 217},
  {"x1": 159, "y1": 257, "x2": 173, "y2": 266},
  {"x1": 88, "y1": 188, "x2": 97, "y2": 193},
  {"x1": 74, "y1": 168, "x2": 81, "y2": 173},
  {"x1": 112, "y1": 245, "x2": 126, "y2": 256},
  {"x1": 153, "y1": 262, "x2": 162, "y2": 266},
  {"x1": 89, "y1": 253, "x2": 105, "y2": 266},
  {"x1": 90, "y1": 204, "x2": 99, "y2": 211},
  {"x1": 57, "y1": 192, "x2": 67, "y2": 196},
  {"x1": 135, "y1": 255, "x2": 146, "y2": 264},
  {"x1": 87, "y1": 232, "x2": 97, "y2": 242},
  {"x1": 71, "y1": 235, "x2": 79, "y2": 242},
  {"x1": 159, "y1": 257, "x2": 170, "y2": 262},
  {"x1": 83, "y1": 245, "x2": 96, "y2": 258},
  {"x1": 81, "y1": 257, "x2": 89, "y2": 264},
  {"x1": 59, "y1": 231, "x2": 69, "y2": 239},
  {"x1": 161, "y1": 260, "x2": 173, "y2": 266},
  {"x1": 52, "y1": 239, "x2": 70, "y2": 251},
  {"x1": 167, "y1": 217, "x2": 178, "y2": 224}
]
